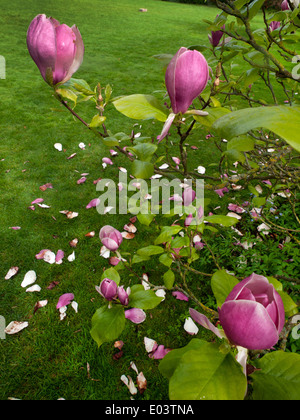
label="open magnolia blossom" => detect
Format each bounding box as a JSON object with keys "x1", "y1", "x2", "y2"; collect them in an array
[
  {"x1": 190, "y1": 274, "x2": 285, "y2": 351},
  {"x1": 27, "y1": 14, "x2": 84, "y2": 86}
]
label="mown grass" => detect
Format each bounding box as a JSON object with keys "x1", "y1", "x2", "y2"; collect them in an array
[{"x1": 0, "y1": 0, "x2": 292, "y2": 401}]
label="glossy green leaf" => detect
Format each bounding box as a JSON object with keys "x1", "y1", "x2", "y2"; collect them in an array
[
  {"x1": 127, "y1": 143, "x2": 157, "y2": 162},
  {"x1": 211, "y1": 269, "x2": 239, "y2": 308},
  {"x1": 129, "y1": 289, "x2": 163, "y2": 310},
  {"x1": 131, "y1": 160, "x2": 154, "y2": 179},
  {"x1": 101, "y1": 267, "x2": 120, "y2": 285},
  {"x1": 168, "y1": 342, "x2": 247, "y2": 400},
  {"x1": 113, "y1": 94, "x2": 168, "y2": 122},
  {"x1": 194, "y1": 107, "x2": 231, "y2": 128},
  {"x1": 90, "y1": 305, "x2": 125, "y2": 347},
  {"x1": 159, "y1": 339, "x2": 206, "y2": 380},
  {"x1": 163, "y1": 269, "x2": 175, "y2": 289},
  {"x1": 204, "y1": 215, "x2": 239, "y2": 227},
  {"x1": 213, "y1": 105, "x2": 300, "y2": 152},
  {"x1": 89, "y1": 114, "x2": 106, "y2": 128},
  {"x1": 251, "y1": 351, "x2": 300, "y2": 400},
  {"x1": 137, "y1": 245, "x2": 164, "y2": 257}
]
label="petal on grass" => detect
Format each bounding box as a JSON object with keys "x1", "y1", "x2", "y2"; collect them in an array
[{"x1": 5, "y1": 321, "x2": 29, "y2": 335}]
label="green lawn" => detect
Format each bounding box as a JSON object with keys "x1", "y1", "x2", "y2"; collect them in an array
[{"x1": 0, "y1": 0, "x2": 293, "y2": 401}]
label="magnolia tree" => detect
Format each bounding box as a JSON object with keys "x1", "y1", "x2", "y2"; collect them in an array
[{"x1": 26, "y1": 1, "x2": 300, "y2": 400}]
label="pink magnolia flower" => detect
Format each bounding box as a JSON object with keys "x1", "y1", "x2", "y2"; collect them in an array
[
  {"x1": 27, "y1": 14, "x2": 84, "y2": 86},
  {"x1": 269, "y1": 21, "x2": 281, "y2": 32},
  {"x1": 218, "y1": 274, "x2": 285, "y2": 350},
  {"x1": 208, "y1": 27, "x2": 225, "y2": 47},
  {"x1": 117, "y1": 286, "x2": 130, "y2": 306},
  {"x1": 99, "y1": 225, "x2": 123, "y2": 251},
  {"x1": 165, "y1": 47, "x2": 209, "y2": 114},
  {"x1": 182, "y1": 188, "x2": 196, "y2": 206},
  {"x1": 96, "y1": 278, "x2": 118, "y2": 301}
]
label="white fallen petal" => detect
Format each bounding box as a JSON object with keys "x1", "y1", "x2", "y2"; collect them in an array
[
  {"x1": 5, "y1": 267, "x2": 19, "y2": 280},
  {"x1": 155, "y1": 289, "x2": 166, "y2": 301},
  {"x1": 43, "y1": 250, "x2": 56, "y2": 264},
  {"x1": 59, "y1": 306, "x2": 67, "y2": 321},
  {"x1": 78, "y1": 142, "x2": 86, "y2": 149},
  {"x1": 136, "y1": 372, "x2": 147, "y2": 394},
  {"x1": 37, "y1": 203, "x2": 51, "y2": 208},
  {"x1": 226, "y1": 212, "x2": 242, "y2": 220},
  {"x1": 5, "y1": 321, "x2": 28, "y2": 335},
  {"x1": 54, "y1": 143, "x2": 63, "y2": 151},
  {"x1": 120, "y1": 374, "x2": 129, "y2": 386},
  {"x1": 21, "y1": 271, "x2": 36, "y2": 288},
  {"x1": 184, "y1": 317, "x2": 199, "y2": 335},
  {"x1": 67, "y1": 251, "x2": 76, "y2": 262},
  {"x1": 144, "y1": 337, "x2": 158, "y2": 353},
  {"x1": 26, "y1": 284, "x2": 41, "y2": 292},
  {"x1": 130, "y1": 361, "x2": 139, "y2": 375},
  {"x1": 71, "y1": 301, "x2": 78, "y2": 313},
  {"x1": 124, "y1": 223, "x2": 137, "y2": 233},
  {"x1": 257, "y1": 223, "x2": 270, "y2": 234}
]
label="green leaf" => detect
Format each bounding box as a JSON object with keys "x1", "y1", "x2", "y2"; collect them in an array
[
  {"x1": 113, "y1": 94, "x2": 168, "y2": 122},
  {"x1": 159, "y1": 339, "x2": 206, "y2": 380},
  {"x1": 211, "y1": 270, "x2": 239, "y2": 307},
  {"x1": 163, "y1": 269, "x2": 175, "y2": 289},
  {"x1": 251, "y1": 351, "x2": 300, "y2": 400},
  {"x1": 90, "y1": 305, "x2": 125, "y2": 347},
  {"x1": 159, "y1": 253, "x2": 173, "y2": 268},
  {"x1": 131, "y1": 160, "x2": 154, "y2": 179},
  {"x1": 204, "y1": 215, "x2": 239, "y2": 227},
  {"x1": 167, "y1": 342, "x2": 247, "y2": 400},
  {"x1": 137, "y1": 213, "x2": 155, "y2": 226},
  {"x1": 129, "y1": 289, "x2": 163, "y2": 310},
  {"x1": 101, "y1": 267, "x2": 121, "y2": 285},
  {"x1": 63, "y1": 78, "x2": 94, "y2": 95},
  {"x1": 89, "y1": 114, "x2": 106, "y2": 128},
  {"x1": 194, "y1": 107, "x2": 231, "y2": 128},
  {"x1": 227, "y1": 135, "x2": 255, "y2": 152},
  {"x1": 213, "y1": 105, "x2": 300, "y2": 152},
  {"x1": 56, "y1": 88, "x2": 78, "y2": 105},
  {"x1": 127, "y1": 143, "x2": 157, "y2": 162},
  {"x1": 154, "y1": 226, "x2": 183, "y2": 245},
  {"x1": 131, "y1": 254, "x2": 150, "y2": 264},
  {"x1": 137, "y1": 245, "x2": 164, "y2": 257}
]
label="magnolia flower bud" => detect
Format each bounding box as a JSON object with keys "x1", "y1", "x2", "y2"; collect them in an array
[
  {"x1": 97, "y1": 278, "x2": 118, "y2": 301},
  {"x1": 99, "y1": 225, "x2": 123, "y2": 251},
  {"x1": 27, "y1": 14, "x2": 84, "y2": 86},
  {"x1": 165, "y1": 47, "x2": 209, "y2": 115}
]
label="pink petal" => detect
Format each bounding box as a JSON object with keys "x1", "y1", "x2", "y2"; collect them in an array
[
  {"x1": 172, "y1": 291, "x2": 189, "y2": 301},
  {"x1": 56, "y1": 293, "x2": 74, "y2": 309},
  {"x1": 150, "y1": 345, "x2": 171, "y2": 359},
  {"x1": 86, "y1": 198, "x2": 100, "y2": 209},
  {"x1": 31, "y1": 198, "x2": 44, "y2": 205}
]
